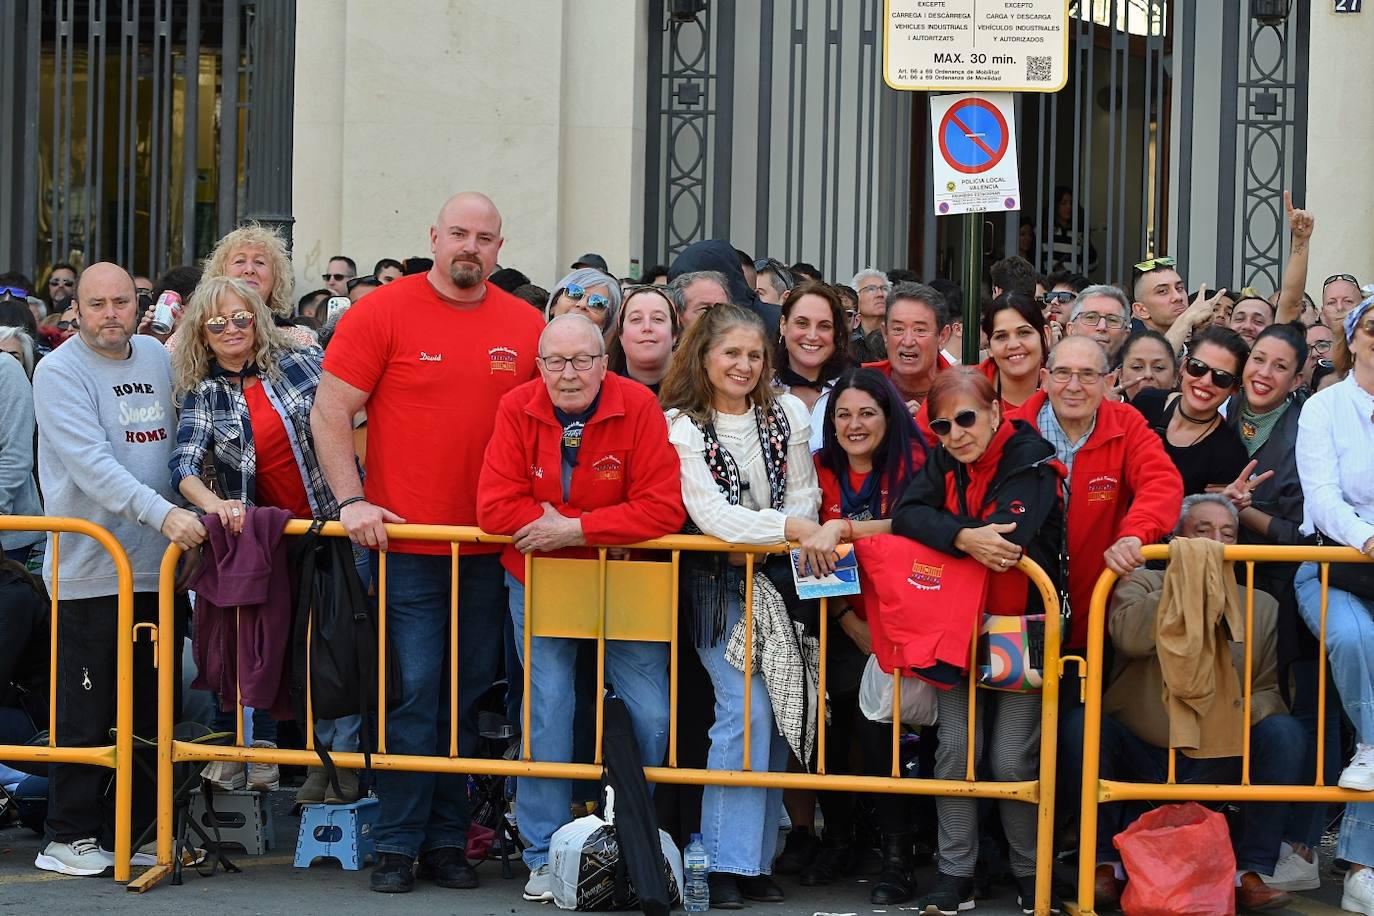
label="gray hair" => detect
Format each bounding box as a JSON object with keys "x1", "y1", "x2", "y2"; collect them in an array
[
  {"x1": 540, "y1": 312, "x2": 606, "y2": 357},
  {"x1": 886, "y1": 281, "x2": 949, "y2": 328},
  {"x1": 668, "y1": 270, "x2": 731, "y2": 308},
  {"x1": 851, "y1": 267, "x2": 889, "y2": 292},
  {"x1": 0, "y1": 326, "x2": 36, "y2": 378},
  {"x1": 1070, "y1": 284, "x2": 1131, "y2": 323},
  {"x1": 1176, "y1": 493, "x2": 1239, "y2": 535},
  {"x1": 545, "y1": 268, "x2": 623, "y2": 329}
]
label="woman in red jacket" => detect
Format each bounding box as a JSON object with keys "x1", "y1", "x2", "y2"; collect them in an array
[
  {"x1": 796, "y1": 368, "x2": 929, "y2": 900},
  {"x1": 890, "y1": 367, "x2": 1065, "y2": 915}
]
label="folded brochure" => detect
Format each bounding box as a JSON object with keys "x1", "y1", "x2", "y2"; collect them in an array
[{"x1": 790, "y1": 544, "x2": 861, "y2": 599}]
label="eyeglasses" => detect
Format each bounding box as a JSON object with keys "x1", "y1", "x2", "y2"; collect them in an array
[
  {"x1": 48, "y1": 276, "x2": 75, "y2": 288},
  {"x1": 1357, "y1": 319, "x2": 1374, "y2": 338},
  {"x1": 205, "y1": 310, "x2": 255, "y2": 335},
  {"x1": 0, "y1": 285, "x2": 29, "y2": 299},
  {"x1": 1324, "y1": 273, "x2": 1360, "y2": 289},
  {"x1": 564, "y1": 283, "x2": 610, "y2": 312},
  {"x1": 1042, "y1": 290, "x2": 1075, "y2": 305},
  {"x1": 538, "y1": 353, "x2": 602, "y2": 372},
  {"x1": 858, "y1": 283, "x2": 892, "y2": 296},
  {"x1": 1133, "y1": 256, "x2": 1176, "y2": 274},
  {"x1": 929, "y1": 409, "x2": 980, "y2": 438},
  {"x1": 1074, "y1": 311, "x2": 1127, "y2": 330},
  {"x1": 1308, "y1": 339, "x2": 1333, "y2": 355},
  {"x1": 753, "y1": 257, "x2": 796, "y2": 291},
  {"x1": 322, "y1": 273, "x2": 351, "y2": 282},
  {"x1": 1047, "y1": 366, "x2": 1106, "y2": 385},
  {"x1": 346, "y1": 275, "x2": 378, "y2": 292},
  {"x1": 56, "y1": 318, "x2": 76, "y2": 330},
  {"x1": 1182, "y1": 356, "x2": 1238, "y2": 389}
]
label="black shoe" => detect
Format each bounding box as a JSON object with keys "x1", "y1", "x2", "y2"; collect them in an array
[
  {"x1": 916, "y1": 872, "x2": 975, "y2": 915},
  {"x1": 417, "y1": 846, "x2": 478, "y2": 889},
  {"x1": 773, "y1": 825, "x2": 820, "y2": 874},
  {"x1": 1014, "y1": 874, "x2": 1061, "y2": 914},
  {"x1": 707, "y1": 872, "x2": 744, "y2": 909},
  {"x1": 799, "y1": 838, "x2": 854, "y2": 886},
  {"x1": 737, "y1": 874, "x2": 785, "y2": 902},
  {"x1": 369, "y1": 853, "x2": 416, "y2": 893},
  {"x1": 871, "y1": 833, "x2": 916, "y2": 905}
]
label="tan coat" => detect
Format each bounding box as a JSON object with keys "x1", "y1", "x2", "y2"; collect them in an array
[{"x1": 1103, "y1": 540, "x2": 1287, "y2": 759}]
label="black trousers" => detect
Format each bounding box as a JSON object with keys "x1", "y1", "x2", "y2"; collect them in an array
[{"x1": 45, "y1": 592, "x2": 177, "y2": 847}]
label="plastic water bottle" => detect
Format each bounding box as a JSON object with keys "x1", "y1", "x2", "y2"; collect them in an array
[{"x1": 683, "y1": 833, "x2": 710, "y2": 912}]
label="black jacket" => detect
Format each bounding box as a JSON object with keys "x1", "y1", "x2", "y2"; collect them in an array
[
  {"x1": 891, "y1": 419, "x2": 1066, "y2": 615},
  {"x1": 668, "y1": 239, "x2": 781, "y2": 337}
]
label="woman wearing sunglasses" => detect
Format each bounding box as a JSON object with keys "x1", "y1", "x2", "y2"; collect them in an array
[
  {"x1": 1129, "y1": 325, "x2": 1250, "y2": 496},
  {"x1": 979, "y1": 292, "x2": 1050, "y2": 410},
  {"x1": 169, "y1": 276, "x2": 359, "y2": 802},
  {"x1": 889, "y1": 366, "x2": 1064, "y2": 915},
  {"x1": 545, "y1": 268, "x2": 622, "y2": 340}
]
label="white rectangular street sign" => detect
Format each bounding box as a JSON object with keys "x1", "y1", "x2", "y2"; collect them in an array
[
  {"x1": 884, "y1": 0, "x2": 1070, "y2": 93},
  {"x1": 929, "y1": 92, "x2": 1021, "y2": 216}
]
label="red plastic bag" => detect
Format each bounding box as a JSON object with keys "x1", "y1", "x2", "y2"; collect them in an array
[{"x1": 1113, "y1": 802, "x2": 1235, "y2": 916}]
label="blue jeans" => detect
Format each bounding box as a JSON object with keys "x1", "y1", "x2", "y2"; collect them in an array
[
  {"x1": 316, "y1": 715, "x2": 361, "y2": 752},
  {"x1": 1284, "y1": 656, "x2": 1342, "y2": 848},
  {"x1": 1296, "y1": 561, "x2": 1374, "y2": 865},
  {"x1": 506, "y1": 574, "x2": 670, "y2": 868},
  {"x1": 696, "y1": 597, "x2": 789, "y2": 876},
  {"x1": 370, "y1": 551, "x2": 506, "y2": 859},
  {"x1": 1060, "y1": 707, "x2": 1305, "y2": 874}
]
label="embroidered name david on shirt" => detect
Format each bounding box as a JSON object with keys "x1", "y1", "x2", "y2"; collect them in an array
[{"x1": 419, "y1": 351, "x2": 443, "y2": 362}]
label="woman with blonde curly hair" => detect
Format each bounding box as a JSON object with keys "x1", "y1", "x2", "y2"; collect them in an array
[
  {"x1": 169, "y1": 276, "x2": 358, "y2": 800},
  {"x1": 161, "y1": 222, "x2": 316, "y2": 353}
]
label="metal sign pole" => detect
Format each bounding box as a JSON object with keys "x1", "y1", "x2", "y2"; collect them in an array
[{"x1": 961, "y1": 212, "x2": 983, "y2": 366}]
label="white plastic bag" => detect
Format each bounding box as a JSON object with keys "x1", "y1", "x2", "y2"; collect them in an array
[
  {"x1": 858, "y1": 655, "x2": 938, "y2": 726},
  {"x1": 548, "y1": 787, "x2": 685, "y2": 911}
]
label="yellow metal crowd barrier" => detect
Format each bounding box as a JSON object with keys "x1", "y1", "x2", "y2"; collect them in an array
[
  {"x1": 134, "y1": 520, "x2": 1063, "y2": 913},
  {"x1": 0, "y1": 516, "x2": 138, "y2": 883},
  {"x1": 1070, "y1": 544, "x2": 1374, "y2": 916}
]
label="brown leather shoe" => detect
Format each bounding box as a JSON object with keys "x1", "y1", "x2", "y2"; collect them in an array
[
  {"x1": 1237, "y1": 871, "x2": 1293, "y2": 911},
  {"x1": 1094, "y1": 863, "x2": 1123, "y2": 911}
]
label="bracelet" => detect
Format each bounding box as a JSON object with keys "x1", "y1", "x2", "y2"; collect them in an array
[
  {"x1": 834, "y1": 606, "x2": 854, "y2": 623},
  {"x1": 336, "y1": 495, "x2": 367, "y2": 514},
  {"x1": 843, "y1": 519, "x2": 855, "y2": 543}
]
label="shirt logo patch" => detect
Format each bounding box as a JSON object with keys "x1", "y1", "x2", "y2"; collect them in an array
[
  {"x1": 907, "y1": 561, "x2": 945, "y2": 591},
  {"x1": 419, "y1": 351, "x2": 443, "y2": 362},
  {"x1": 562, "y1": 420, "x2": 585, "y2": 450},
  {"x1": 1009, "y1": 500, "x2": 1027, "y2": 515},
  {"x1": 592, "y1": 454, "x2": 623, "y2": 481},
  {"x1": 1086, "y1": 474, "x2": 1119, "y2": 503},
  {"x1": 489, "y1": 346, "x2": 518, "y2": 374}
]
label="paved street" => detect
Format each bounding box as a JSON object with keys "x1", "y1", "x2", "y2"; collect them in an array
[{"x1": 0, "y1": 790, "x2": 1357, "y2": 915}]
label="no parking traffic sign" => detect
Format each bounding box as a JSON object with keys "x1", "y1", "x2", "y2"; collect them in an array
[{"x1": 930, "y1": 92, "x2": 1020, "y2": 216}]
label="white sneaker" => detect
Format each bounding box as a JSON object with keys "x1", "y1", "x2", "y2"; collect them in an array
[
  {"x1": 200, "y1": 759, "x2": 246, "y2": 791},
  {"x1": 99, "y1": 841, "x2": 207, "y2": 868},
  {"x1": 35, "y1": 838, "x2": 108, "y2": 876},
  {"x1": 524, "y1": 863, "x2": 554, "y2": 902},
  {"x1": 247, "y1": 741, "x2": 279, "y2": 792},
  {"x1": 1343, "y1": 866, "x2": 1374, "y2": 915},
  {"x1": 1340, "y1": 744, "x2": 1374, "y2": 791},
  {"x1": 1260, "y1": 846, "x2": 1320, "y2": 891}
]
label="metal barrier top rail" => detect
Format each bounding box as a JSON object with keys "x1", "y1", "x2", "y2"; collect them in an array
[{"x1": 1072, "y1": 543, "x2": 1374, "y2": 916}]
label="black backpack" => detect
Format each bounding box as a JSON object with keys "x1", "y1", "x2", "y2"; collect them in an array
[{"x1": 289, "y1": 520, "x2": 398, "y2": 788}]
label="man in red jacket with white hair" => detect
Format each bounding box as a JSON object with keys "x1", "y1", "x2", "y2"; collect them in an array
[
  {"x1": 1009, "y1": 336, "x2": 1183, "y2": 651},
  {"x1": 477, "y1": 313, "x2": 685, "y2": 903}
]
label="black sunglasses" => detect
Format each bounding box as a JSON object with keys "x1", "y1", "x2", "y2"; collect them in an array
[
  {"x1": 1182, "y1": 357, "x2": 1238, "y2": 389},
  {"x1": 1323, "y1": 273, "x2": 1360, "y2": 289},
  {"x1": 753, "y1": 257, "x2": 796, "y2": 291},
  {"x1": 0, "y1": 285, "x2": 30, "y2": 299},
  {"x1": 929, "y1": 409, "x2": 980, "y2": 437},
  {"x1": 346, "y1": 275, "x2": 379, "y2": 292},
  {"x1": 322, "y1": 272, "x2": 351, "y2": 282}
]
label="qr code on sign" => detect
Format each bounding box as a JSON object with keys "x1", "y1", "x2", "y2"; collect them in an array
[{"x1": 1026, "y1": 55, "x2": 1052, "y2": 82}]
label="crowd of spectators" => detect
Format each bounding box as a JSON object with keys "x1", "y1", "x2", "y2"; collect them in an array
[{"x1": 1, "y1": 187, "x2": 1373, "y2": 915}]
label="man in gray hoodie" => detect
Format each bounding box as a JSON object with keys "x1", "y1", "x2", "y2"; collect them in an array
[{"x1": 30, "y1": 262, "x2": 205, "y2": 877}]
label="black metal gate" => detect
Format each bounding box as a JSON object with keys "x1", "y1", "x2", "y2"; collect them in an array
[{"x1": 0, "y1": 0, "x2": 296, "y2": 283}]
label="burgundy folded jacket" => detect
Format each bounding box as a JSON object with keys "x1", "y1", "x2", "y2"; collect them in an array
[{"x1": 189, "y1": 505, "x2": 294, "y2": 719}]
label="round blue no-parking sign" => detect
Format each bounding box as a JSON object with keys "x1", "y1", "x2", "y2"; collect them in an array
[{"x1": 938, "y1": 98, "x2": 1010, "y2": 175}]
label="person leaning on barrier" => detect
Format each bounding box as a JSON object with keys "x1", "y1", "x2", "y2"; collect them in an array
[
  {"x1": 1059, "y1": 494, "x2": 1305, "y2": 913},
  {"x1": 1292, "y1": 295, "x2": 1374, "y2": 915},
  {"x1": 889, "y1": 366, "x2": 1065, "y2": 915},
  {"x1": 475, "y1": 313, "x2": 686, "y2": 903},
  {"x1": 1008, "y1": 336, "x2": 1183, "y2": 653},
  {"x1": 167, "y1": 275, "x2": 361, "y2": 804},
  {"x1": 30, "y1": 262, "x2": 206, "y2": 877},
  {"x1": 311, "y1": 191, "x2": 545, "y2": 895},
  {"x1": 659, "y1": 302, "x2": 823, "y2": 909}
]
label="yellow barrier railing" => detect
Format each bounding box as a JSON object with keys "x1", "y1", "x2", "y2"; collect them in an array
[
  {"x1": 0, "y1": 516, "x2": 138, "y2": 883},
  {"x1": 138, "y1": 520, "x2": 1062, "y2": 913},
  {"x1": 1070, "y1": 544, "x2": 1374, "y2": 916}
]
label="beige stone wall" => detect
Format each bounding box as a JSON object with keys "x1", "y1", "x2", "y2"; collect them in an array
[{"x1": 290, "y1": 0, "x2": 648, "y2": 301}]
